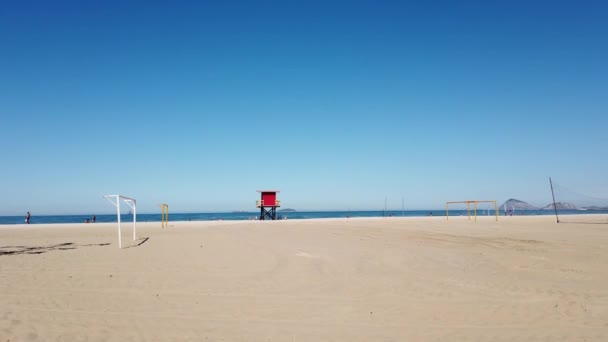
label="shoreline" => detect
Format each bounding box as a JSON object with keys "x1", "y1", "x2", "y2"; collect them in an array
[
  {"x1": 1, "y1": 213, "x2": 605, "y2": 229},
  {"x1": 1, "y1": 208, "x2": 605, "y2": 226}
]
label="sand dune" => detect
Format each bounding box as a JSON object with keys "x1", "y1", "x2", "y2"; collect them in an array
[{"x1": 1, "y1": 216, "x2": 608, "y2": 341}]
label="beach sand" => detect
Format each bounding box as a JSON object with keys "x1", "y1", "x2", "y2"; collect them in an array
[{"x1": 1, "y1": 216, "x2": 608, "y2": 341}]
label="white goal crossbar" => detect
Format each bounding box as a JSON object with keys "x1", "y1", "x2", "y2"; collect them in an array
[{"x1": 104, "y1": 194, "x2": 137, "y2": 248}]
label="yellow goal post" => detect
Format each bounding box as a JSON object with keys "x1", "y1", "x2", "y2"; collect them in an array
[
  {"x1": 446, "y1": 200, "x2": 498, "y2": 222},
  {"x1": 161, "y1": 203, "x2": 169, "y2": 228}
]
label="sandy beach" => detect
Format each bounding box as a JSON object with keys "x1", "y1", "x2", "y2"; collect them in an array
[{"x1": 1, "y1": 215, "x2": 607, "y2": 341}]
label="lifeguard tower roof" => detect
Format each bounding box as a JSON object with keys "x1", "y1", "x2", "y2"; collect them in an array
[{"x1": 256, "y1": 190, "x2": 280, "y2": 193}]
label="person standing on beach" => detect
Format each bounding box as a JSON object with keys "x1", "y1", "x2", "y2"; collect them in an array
[
  {"x1": 92, "y1": 215, "x2": 96, "y2": 223},
  {"x1": 25, "y1": 211, "x2": 31, "y2": 224}
]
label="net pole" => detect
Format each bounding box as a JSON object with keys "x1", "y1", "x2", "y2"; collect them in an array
[
  {"x1": 474, "y1": 202, "x2": 477, "y2": 222},
  {"x1": 133, "y1": 202, "x2": 137, "y2": 241},
  {"x1": 446, "y1": 203, "x2": 449, "y2": 221},
  {"x1": 162, "y1": 204, "x2": 169, "y2": 228},
  {"x1": 467, "y1": 203, "x2": 470, "y2": 220},
  {"x1": 116, "y1": 199, "x2": 122, "y2": 249},
  {"x1": 549, "y1": 177, "x2": 560, "y2": 223},
  {"x1": 384, "y1": 197, "x2": 387, "y2": 217},
  {"x1": 494, "y1": 201, "x2": 498, "y2": 222}
]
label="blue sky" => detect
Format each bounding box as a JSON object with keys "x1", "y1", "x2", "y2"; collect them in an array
[{"x1": 1, "y1": 1, "x2": 607, "y2": 215}]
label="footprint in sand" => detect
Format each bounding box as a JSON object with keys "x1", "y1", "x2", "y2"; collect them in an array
[{"x1": 295, "y1": 251, "x2": 319, "y2": 259}]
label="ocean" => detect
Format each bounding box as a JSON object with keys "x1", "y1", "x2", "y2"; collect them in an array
[{"x1": 1, "y1": 210, "x2": 607, "y2": 225}]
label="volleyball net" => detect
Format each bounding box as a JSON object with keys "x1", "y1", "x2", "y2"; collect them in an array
[{"x1": 446, "y1": 200, "x2": 498, "y2": 222}]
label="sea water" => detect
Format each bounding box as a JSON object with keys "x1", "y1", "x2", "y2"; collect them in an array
[{"x1": 0, "y1": 210, "x2": 606, "y2": 225}]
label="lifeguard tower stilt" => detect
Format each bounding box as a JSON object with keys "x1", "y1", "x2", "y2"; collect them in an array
[{"x1": 256, "y1": 190, "x2": 281, "y2": 220}]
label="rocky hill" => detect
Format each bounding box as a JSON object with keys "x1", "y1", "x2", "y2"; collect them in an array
[
  {"x1": 500, "y1": 199, "x2": 538, "y2": 210},
  {"x1": 541, "y1": 202, "x2": 577, "y2": 210}
]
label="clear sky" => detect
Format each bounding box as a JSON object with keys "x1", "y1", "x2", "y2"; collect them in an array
[{"x1": 1, "y1": 1, "x2": 607, "y2": 215}]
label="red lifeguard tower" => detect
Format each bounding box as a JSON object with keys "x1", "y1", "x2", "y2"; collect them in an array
[{"x1": 256, "y1": 190, "x2": 281, "y2": 220}]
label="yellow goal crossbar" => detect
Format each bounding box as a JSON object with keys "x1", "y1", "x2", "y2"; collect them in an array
[
  {"x1": 446, "y1": 200, "x2": 498, "y2": 222},
  {"x1": 161, "y1": 203, "x2": 169, "y2": 228}
]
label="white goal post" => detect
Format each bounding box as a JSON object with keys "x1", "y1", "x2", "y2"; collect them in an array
[{"x1": 104, "y1": 194, "x2": 137, "y2": 248}]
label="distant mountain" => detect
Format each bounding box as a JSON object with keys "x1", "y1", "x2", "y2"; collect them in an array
[
  {"x1": 278, "y1": 208, "x2": 296, "y2": 212},
  {"x1": 581, "y1": 206, "x2": 608, "y2": 210},
  {"x1": 541, "y1": 202, "x2": 577, "y2": 210},
  {"x1": 500, "y1": 199, "x2": 539, "y2": 210}
]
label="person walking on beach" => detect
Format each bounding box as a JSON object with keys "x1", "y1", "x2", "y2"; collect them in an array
[{"x1": 25, "y1": 211, "x2": 31, "y2": 224}]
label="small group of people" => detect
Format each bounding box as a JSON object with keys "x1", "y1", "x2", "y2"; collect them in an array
[{"x1": 25, "y1": 212, "x2": 98, "y2": 224}]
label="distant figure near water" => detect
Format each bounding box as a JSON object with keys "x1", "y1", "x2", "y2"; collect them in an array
[
  {"x1": 25, "y1": 211, "x2": 31, "y2": 224},
  {"x1": 92, "y1": 215, "x2": 96, "y2": 223}
]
